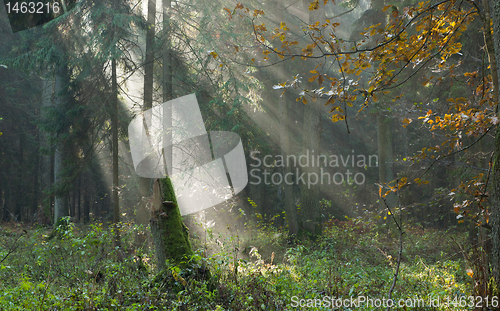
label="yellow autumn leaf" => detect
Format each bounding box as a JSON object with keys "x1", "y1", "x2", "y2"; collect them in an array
[
  {"x1": 309, "y1": 75, "x2": 318, "y2": 82},
  {"x1": 402, "y1": 118, "x2": 412, "y2": 125},
  {"x1": 209, "y1": 51, "x2": 218, "y2": 59},
  {"x1": 309, "y1": 0, "x2": 319, "y2": 10},
  {"x1": 466, "y1": 268, "x2": 474, "y2": 278}
]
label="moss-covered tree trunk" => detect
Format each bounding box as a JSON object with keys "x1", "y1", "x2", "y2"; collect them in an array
[{"x1": 151, "y1": 178, "x2": 193, "y2": 271}]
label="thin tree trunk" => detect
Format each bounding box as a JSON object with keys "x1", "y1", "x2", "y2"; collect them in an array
[
  {"x1": 377, "y1": 112, "x2": 395, "y2": 210},
  {"x1": 145, "y1": 0, "x2": 156, "y2": 107},
  {"x1": 32, "y1": 110, "x2": 40, "y2": 222},
  {"x1": 163, "y1": 0, "x2": 172, "y2": 102},
  {"x1": 137, "y1": 0, "x2": 157, "y2": 225},
  {"x1": 300, "y1": 105, "x2": 322, "y2": 236},
  {"x1": 71, "y1": 182, "x2": 76, "y2": 219},
  {"x1": 53, "y1": 72, "x2": 68, "y2": 227},
  {"x1": 16, "y1": 132, "x2": 24, "y2": 221},
  {"x1": 279, "y1": 91, "x2": 298, "y2": 236},
  {"x1": 83, "y1": 181, "x2": 90, "y2": 224},
  {"x1": 299, "y1": 0, "x2": 324, "y2": 237},
  {"x1": 272, "y1": 1, "x2": 298, "y2": 237},
  {"x1": 77, "y1": 175, "x2": 81, "y2": 222},
  {"x1": 0, "y1": 179, "x2": 4, "y2": 221},
  {"x1": 112, "y1": 58, "x2": 121, "y2": 246},
  {"x1": 487, "y1": 0, "x2": 500, "y2": 283}
]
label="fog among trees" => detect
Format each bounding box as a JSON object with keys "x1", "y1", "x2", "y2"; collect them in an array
[{"x1": 1, "y1": 0, "x2": 500, "y2": 309}]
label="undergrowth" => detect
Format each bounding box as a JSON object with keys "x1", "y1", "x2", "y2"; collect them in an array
[{"x1": 0, "y1": 216, "x2": 474, "y2": 310}]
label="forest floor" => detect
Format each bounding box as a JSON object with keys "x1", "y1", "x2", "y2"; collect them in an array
[{"x1": 0, "y1": 217, "x2": 480, "y2": 310}]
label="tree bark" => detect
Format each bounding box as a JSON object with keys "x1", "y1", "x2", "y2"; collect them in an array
[
  {"x1": 137, "y1": 0, "x2": 157, "y2": 225},
  {"x1": 377, "y1": 112, "x2": 395, "y2": 210},
  {"x1": 77, "y1": 175, "x2": 81, "y2": 222},
  {"x1": 488, "y1": 0, "x2": 500, "y2": 283},
  {"x1": 112, "y1": 58, "x2": 121, "y2": 246},
  {"x1": 151, "y1": 178, "x2": 193, "y2": 271},
  {"x1": 279, "y1": 90, "x2": 298, "y2": 236},
  {"x1": 53, "y1": 72, "x2": 69, "y2": 227},
  {"x1": 299, "y1": 0, "x2": 324, "y2": 237},
  {"x1": 83, "y1": 180, "x2": 90, "y2": 224},
  {"x1": 146, "y1": 0, "x2": 194, "y2": 271},
  {"x1": 163, "y1": 0, "x2": 172, "y2": 102},
  {"x1": 272, "y1": 0, "x2": 298, "y2": 237},
  {"x1": 32, "y1": 111, "x2": 40, "y2": 221},
  {"x1": 300, "y1": 105, "x2": 322, "y2": 236}
]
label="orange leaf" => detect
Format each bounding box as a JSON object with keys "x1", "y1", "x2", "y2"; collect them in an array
[
  {"x1": 466, "y1": 268, "x2": 474, "y2": 278},
  {"x1": 309, "y1": 75, "x2": 318, "y2": 82}
]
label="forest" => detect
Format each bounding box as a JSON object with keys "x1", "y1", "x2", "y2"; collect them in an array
[{"x1": 1, "y1": 0, "x2": 499, "y2": 309}]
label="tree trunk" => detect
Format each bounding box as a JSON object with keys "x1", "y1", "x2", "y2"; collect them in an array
[
  {"x1": 486, "y1": 0, "x2": 500, "y2": 283},
  {"x1": 32, "y1": 111, "x2": 40, "y2": 221},
  {"x1": 53, "y1": 72, "x2": 69, "y2": 227},
  {"x1": 77, "y1": 175, "x2": 81, "y2": 222},
  {"x1": 15, "y1": 132, "x2": 24, "y2": 221},
  {"x1": 145, "y1": 0, "x2": 156, "y2": 108},
  {"x1": 272, "y1": 0, "x2": 298, "y2": 237},
  {"x1": 137, "y1": 0, "x2": 157, "y2": 226},
  {"x1": 83, "y1": 181, "x2": 90, "y2": 224},
  {"x1": 151, "y1": 178, "x2": 193, "y2": 271},
  {"x1": 0, "y1": 179, "x2": 4, "y2": 222},
  {"x1": 300, "y1": 105, "x2": 322, "y2": 236},
  {"x1": 163, "y1": 0, "x2": 172, "y2": 102},
  {"x1": 377, "y1": 112, "x2": 395, "y2": 210},
  {"x1": 71, "y1": 181, "x2": 76, "y2": 219},
  {"x1": 112, "y1": 58, "x2": 121, "y2": 246},
  {"x1": 279, "y1": 90, "x2": 298, "y2": 236},
  {"x1": 145, "y1": 0, "x2": 194, "y2": 271},
  {"x1": 299, "y1": 0, "x2": 324, "y2": 237}
]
